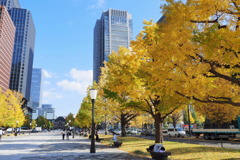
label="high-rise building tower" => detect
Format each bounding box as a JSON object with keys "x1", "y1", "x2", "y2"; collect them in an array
[
  {"x1": 0, "y1": 0, "x2": 36, "y2": 100},
  {"x1": 29, "y1": 68, "x2": 43, "y2": 119},
  {"x1": 93, "y1": 9, "x2": 133, "y2": 82},
  {"x1": 0, "y1": 6, "x2": 15, "y2": 92},
  {"x1": 0, "y1": 0, "x2": 20, "y2": 10}
]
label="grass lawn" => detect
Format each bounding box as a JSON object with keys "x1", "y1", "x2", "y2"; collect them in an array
[{"x1": 99, "y1": 134, "x2": 240, "y2": 160}]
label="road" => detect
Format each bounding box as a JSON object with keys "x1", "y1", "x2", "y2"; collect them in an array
[{"x1": 0, "y1": 131, "x2": 150, "y2": 160}]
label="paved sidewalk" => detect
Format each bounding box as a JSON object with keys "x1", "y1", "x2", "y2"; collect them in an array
[{"x1": 0, "y1": 132, "x2": 151, "y2": 160}]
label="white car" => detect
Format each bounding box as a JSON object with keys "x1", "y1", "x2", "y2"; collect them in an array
[
  {"x1": 113, "y1": 129, "x2": 121, "y2": 135},
  {"x1": 167, "y1": 128, "x2": 186, "y2": 137},
  {"x1": 130, "y1": 129, "x2": 138, "y2": 134}
]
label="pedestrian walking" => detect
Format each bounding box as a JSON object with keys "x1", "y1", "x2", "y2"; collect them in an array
[
  {"x1": 0, "y1": 128, "x2": 3, "y2": 141},
  {"x1": 66, "y1": 129, "x2": 70, "y2": 140},
  {"x1": 72, "y1": 130, "x2": 74, "y2": 138},
  {"x1": 61, "y1": 129, "x2": 66, "y2": 140}
]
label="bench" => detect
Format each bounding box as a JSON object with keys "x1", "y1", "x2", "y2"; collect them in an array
[
  {"x1": 95, "y1": 135, "x2": 104, "y2": 142},
  {"x1": 96, "y1": 138, "x2": 104, "y2": 142},
  {"x1": 146, "y1": 145, "x2": 171, "y2": 160},
  {"x1": 113, "y1": 141, "x2": 122, "y2": 147},
  {"x1": 148, "y1": 151, "x2": 171, "y2": 160}
]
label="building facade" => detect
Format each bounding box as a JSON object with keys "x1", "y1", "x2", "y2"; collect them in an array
[
  {"x1": 29, "y1": 68, "x2": 43, "y2": 108},
  {"x1": 0, "y1": 0, "x2": 36, "y2": 101},
  {"x1": 93, "y1": 9, "x2": 133, "y2": 82},
  {"x1": 29, "y1": 68, "x2": 43, "y2": 119},
  {"x1": 38, "y1": 104, "x2": 55, "y2": 120},
  {"x1": 0, "y1": 6, "x2": 15, "y2": 91},
  {"x1": 0, "y1": 0, "x2": 20, "y2": 10}
]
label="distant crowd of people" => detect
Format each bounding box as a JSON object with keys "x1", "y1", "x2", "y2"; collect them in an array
[{"x1": 61, "y1": 129, "x2": 74, "y2": 140}]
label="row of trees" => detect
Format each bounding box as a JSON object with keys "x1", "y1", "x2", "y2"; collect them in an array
[
  {"x1": 76, "y1": 0, "x2": 240, "y2": 143},
  {"x1": 0, "y1": 88, "x2": 54, "y2": 130},
  {"x1": 0, "y1": 89, "x2": 25, "y2": 129}
]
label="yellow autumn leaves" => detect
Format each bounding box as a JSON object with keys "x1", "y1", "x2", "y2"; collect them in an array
[
  {"x1": 0, "y1": 89, "x2": 25, "y2": 128},
  {"x1": 99, "y1": 0, "x2": 240, "y2": 121}
]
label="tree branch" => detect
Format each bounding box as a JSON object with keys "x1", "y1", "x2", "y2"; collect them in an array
[
  {"x1": 175, "y1": 91, "x2": 240, "y2": 107},
  {"x1": 209, "y1": 64, "x2": 240, "y2": 86},
  {"x1": 231, "y1": 0, "x2": 238, "y2": 9},
  {"x1": 161, "y1": 107, "x2": 179, "y2": 120},
  {"x1": 190, "y1": 19, "x2": 218, "y2": 23},
  {"x1": 144, "y1": 98, "x2": 155, "y2": 117}
]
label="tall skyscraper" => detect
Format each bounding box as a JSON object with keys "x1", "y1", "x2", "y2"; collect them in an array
[
  {"x1": 29, "y1": 68, "x2": 43, "y2": 108},
  {"x1": 0, "y1": 0, "x2": 20, "y2": 10},
  {"x1": 0, "y1": 6, "x2": 15, "y2": 92},
  {"x1": 0, "y1": 0, "x2": 36, "y2": 100},
  {"x1": 93, "y1": 9, "x2": 133, "y2": 82},
  {"x1": 29, "y1": 68, "x2": 43, "y2": 119}
]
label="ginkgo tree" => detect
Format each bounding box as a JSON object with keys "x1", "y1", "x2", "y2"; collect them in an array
[
  {"x1": 100, "y1": 48, "x2": 186, "y2": 142},
  {"x1": 129, "y1": 0, "x2": 239, "y2": 140},
  {"x1": 75, "y1": 96, "x2": 92, "y2": 130},
  {"x1": 95, "y1": 0, "x2": 239, "y2": 142},
  {"x1": 137, "y1": 0, "x2": 240, "y2": 107},
  {"x1": 0, "y1": 89, "x2": 25, "y2": 129},
  {"x1": 168, "y1": 110, "x2": 183, "y2": 129},
  {"x1": 65, "y1": 113, "x2": 75, "y2": 127},
  {"x1": 75, "y1": 88, "x2": 107, "y2": 133},
  {"x1": 95, "y1": 87, "x2": 120, "y2": 135},
  {"x1": 196, "y1": 103, "x2": 240, "y2": 128}
]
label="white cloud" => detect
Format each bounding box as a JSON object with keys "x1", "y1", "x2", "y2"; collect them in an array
[
  {"x1": 43, "y1": 80, "x2": 51, "y2": 85},
  {"x1": 90, "y1": 0, "x2": 105, "y2": 9},
  {"x1": 69, "y1": 68, "x2": 92, "y2": 82},
  {"x1": 42, "y1": 69, "x2": 53, "y2": 78},
  {"x1": 57, "y1": 69, "x2": 93, "y2": 95},
  {"x1": 43, "y1": 91, "x2": 63, "y2": 99}
]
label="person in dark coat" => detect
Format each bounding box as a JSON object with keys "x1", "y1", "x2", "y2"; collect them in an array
[{"x1": 62, "y1": 129, "x2": 66, "y2": 140}]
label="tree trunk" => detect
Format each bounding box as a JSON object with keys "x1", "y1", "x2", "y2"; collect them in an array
[
  {"x1": 155, "y1": 113, "x2": 164, "y2": 143},
  {"x1": 121, "y1": 124, "x2": 127, "y2": 137},
  {"x1": 104, "y1": 116, "x2": 108, "y2": 135},
  {"x1": 121, "y1": 114, "x2": 127, "y2": 137},
  {"x1": 173, "y1": 121, "x2": 176, "y2": 129}
]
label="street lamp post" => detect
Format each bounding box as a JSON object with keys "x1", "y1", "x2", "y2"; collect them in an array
[
  {"x1": 188, "y1": 104, "x2": 191, "y2": 137},
  {"x1": 90, "y1": 89, "x2": 97, "y2": 153},
  {"x1": 15, "y1": 121, "x2": 19, "y2": 136}
]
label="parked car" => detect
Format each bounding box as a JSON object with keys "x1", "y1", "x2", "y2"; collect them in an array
[
  {"x1": 167, "y1": 128, "x2": 186, "y2": 137},
  {"x1": 113, "y1": 129, "x2": 121, "y2": 135},
  {"x1": 126, "y1": 129, "x2": 138, "y2": 134},
  {"x1": 130, "y1": 129, "x2": 138, "y2": 134},
  {"x1": 31, "y1": 129, "x2": 38, "y2": 133},
  {"x1": 141, "y1": 130, "x2": 154, "y2": 136},
  {"x1": 108, "y1": 129, "x2": 114, "y2": 134}
]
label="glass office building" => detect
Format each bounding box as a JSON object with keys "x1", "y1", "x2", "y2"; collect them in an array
[
  {"x1": 93, "y1": 9, "x2": 133, "y2": 82},
  {"x1": 0, "y1": 0, "x2": 20, "y2": 10},
  {"x1": 29, "y1": 68, "x2": 43, "y2": 119},
  {"x1": 0, "y1": 0, "x2": 36, "y2": 100},
  {"x1": 39, "y1": 104, "x2": 55, "y2": 120},
  {"x1": 29, "y1": 68, "x2": 43, "y2": 109}
]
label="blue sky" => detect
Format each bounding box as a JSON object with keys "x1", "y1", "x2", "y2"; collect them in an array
[{"x1": 20, "y1": 0, "x2": 164, "y2": 117}]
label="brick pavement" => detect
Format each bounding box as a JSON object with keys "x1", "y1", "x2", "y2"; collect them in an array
[{"x1": 0, "y1": 132, "x2": 152, "y2": 160}]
